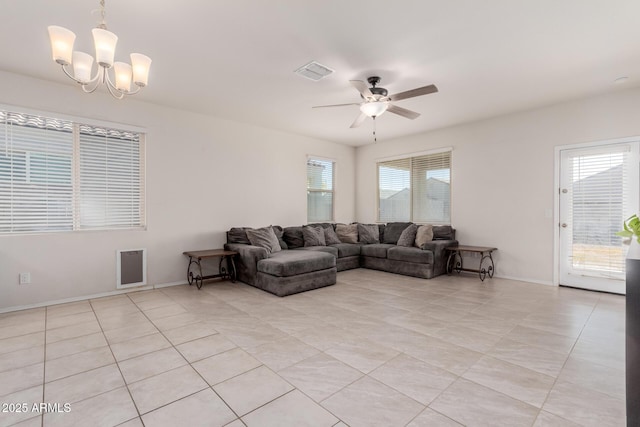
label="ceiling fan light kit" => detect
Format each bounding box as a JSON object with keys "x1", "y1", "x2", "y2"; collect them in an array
[
  {"x1": 47, "y1": 0, "x2": 151, "y2": 100},
  {"x1": 313, "y1": 76, "x2": 438, "y2": 141}
]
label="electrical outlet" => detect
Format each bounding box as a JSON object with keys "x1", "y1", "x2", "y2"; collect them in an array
[{"x1": 19, "y1": 272, "x2": 31, "y2": 285}]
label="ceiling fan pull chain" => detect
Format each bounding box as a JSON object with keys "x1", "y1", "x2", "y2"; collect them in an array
[{"x1": 373, "y1": 116, "x2": 377, "y2": 143}]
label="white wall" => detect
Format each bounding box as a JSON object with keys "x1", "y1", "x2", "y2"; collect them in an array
[
  {"x1": 355, "y1": 87, "x2": 640, "y2": 285},
  {"x1": 0, "y1": 71, "x2": 355, "y2": 310}
]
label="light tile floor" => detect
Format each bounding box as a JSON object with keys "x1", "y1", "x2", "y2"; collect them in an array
[{"x1": 0, "y1": 269, "x2": 626, "y2": 427}]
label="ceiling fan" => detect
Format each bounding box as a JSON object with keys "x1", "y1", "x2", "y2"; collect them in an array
[{"x1": 313, "y1": 76, "x2": 438, "y2": 128}]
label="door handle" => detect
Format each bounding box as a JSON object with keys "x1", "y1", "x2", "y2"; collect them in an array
[{"x1": 561, "y1": 223, "x2": 568, "y2": 228}]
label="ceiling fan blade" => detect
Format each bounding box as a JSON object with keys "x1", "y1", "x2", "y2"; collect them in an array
[
  {"x1": 312, "y1": 103, "x2": 360, "y2": 109},
  {"x1": 388, "y1": 84, "x2": 438, "y2": 101},
  {"x1": 387, "y1": 104, "x2": 420, "y2": 120},
  {"x1": 350, "y1": 112, "x2": 367, "y2": 128},
  {"x1": 349, "y1": 80, "x2": 373, "y2": 98}
]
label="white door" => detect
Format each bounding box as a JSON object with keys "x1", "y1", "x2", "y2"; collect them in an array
[{"x1": 558, "y1": 141, "x2": 639, "y2": 294}]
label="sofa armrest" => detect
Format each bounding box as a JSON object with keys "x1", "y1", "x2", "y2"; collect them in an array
[
  {"x1": 224, "y1": 243, "x2": 269, "y2": 285},
  {"x1": 421, "y1": 239, "x2": 458, "y2": 277}
]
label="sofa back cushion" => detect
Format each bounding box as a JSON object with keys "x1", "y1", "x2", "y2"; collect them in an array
[
  {"x1": 336, "y1": 223, "x2": 358, "y2": 243},
  {"x1": 228, "y1": 227, "x2": 252, "y2": 244},
  {"x1": 283, "y1": 226, "x2": 304, "y2": 248},
  {"x1": 357, "y1": 223, "x2": 380, "y2": 244},
  {"x1": 272, "y1": 225, "x2": 288, "y2": 250},
  {"x1": 382, "y1": 222, "x2": 412, "y2": 244},
  {"x1": 324, "y1": 227, "x2": 342, "y2": 245},
  {"x1": 246, "y1": 226, "x2": 282, "y2": 254},
  {"x1": 433, "y1": 225, "x2": 455, "y2": 240},
  {"x1": 303, "y1": 225, "x2": 326, "y2": 247},
  {"x1": 397, "y1": 223, "x2": 418, "y2": 247}
]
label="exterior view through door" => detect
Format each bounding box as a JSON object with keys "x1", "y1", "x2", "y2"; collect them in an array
[{"x1": 558, "y1": 140, "x2": 640, "y2": 294}]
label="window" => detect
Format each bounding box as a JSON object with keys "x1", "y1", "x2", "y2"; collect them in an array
[
  {"x1": 307, "y1": 157, "x2": 334, "y2": 222},
  {"x1": 0, "y1": 110, "x2": 145, "y2": 234},
  {"x1": 377, "y1": 150, "x2": 451, "y2": 224}
]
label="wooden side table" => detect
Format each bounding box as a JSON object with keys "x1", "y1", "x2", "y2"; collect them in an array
[
  {"x1": 182, "y1": 249, "x2": 238, "y2": 289},
  {"x1": 445, "y1": 245, "x2": 497, "y2": 281}
]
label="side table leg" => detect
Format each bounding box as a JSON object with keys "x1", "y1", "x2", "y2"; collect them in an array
[
  {"x1": 229, "y1": 256, "x2": 237, "y2": 283},
  {"x1": 195, "y1": 258, "x2": 204, "y2": 290}
]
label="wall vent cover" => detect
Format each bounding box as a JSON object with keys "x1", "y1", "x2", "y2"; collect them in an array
[
  {"x1": 116, "y1": 249, "x2": 147, "y2": 289},
  {"x1": 294, "y1": 61, "x2": 334, "y2": 81}
]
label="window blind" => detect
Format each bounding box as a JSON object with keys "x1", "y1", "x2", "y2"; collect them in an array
[
  {"x1": 377, "y1": 158, "x2": 410, "y2": 222},
  {"x1": 377, "y1": 150, "x2": 451, "y2": 223},
  {"x1": 569, "y1": 146, "x2": 629, "y2": 276},
  {"x1": 0, "y1": 112, "x2": 74, "y2": 233},
  {"x1": 307, "y1": 158, "x2": 334, "y2": 222},
  {"x1": 0, "y1": 109, "x2": 144, "y2": 234},
  {"x1": 412, "y1": 151, "x2": 451, "y2": 224},
  {"x1": 78, "y1": 125, "x2": 144, "y2": 229}
]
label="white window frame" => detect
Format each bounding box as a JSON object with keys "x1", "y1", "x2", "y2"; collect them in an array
[
  {"x1": 0, "y1": 106, "x2": 146, "y2": 234},
  {"x1": 306, "y1": 155, "x2": 335, "y2": 223}
]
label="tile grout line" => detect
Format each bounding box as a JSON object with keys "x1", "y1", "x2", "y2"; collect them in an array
[
  {"x1": 127, "y1": 291, "x2": 245, "y2": 423},
  {"x1": 89, "y1": 296, "x2": 143, "y2": 426}
]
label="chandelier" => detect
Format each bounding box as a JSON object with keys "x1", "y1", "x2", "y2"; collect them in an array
[{"x1": 47, "y1": 0, "x2": 151, "y2": 100}]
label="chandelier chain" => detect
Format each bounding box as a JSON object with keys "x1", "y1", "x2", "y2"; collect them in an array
[{"x1": 97, "y1": 0, "x2": 107, "y2": 30}]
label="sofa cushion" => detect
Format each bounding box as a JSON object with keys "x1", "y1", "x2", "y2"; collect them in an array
[
  {"x1": 336, "y1": 223, "x2": 358, "y2": 243},
  {"x1": 360, "y1": 243, "x2": 395, "y2": 259},
  {"x1": 378, "y1": 224, "x2": 386, "y2": 244},
  {"x1": 387, "y1": 246, "x2": 434, "y2": 264},
  {"x1": 295, "y1": 246, "x2": 338, "y2": 257},
  {"x1": 383, "y1": 222, "x2": 412, "y2": 244},
  {"x1": 397, "y1": 224, "x2": 418, "y2": 247},
  {"x1": 415, "y1": 225, "x2": 434, "y2": 248},
  {"x1": 272, "y1": 225, "x2": 288, "y2": 250},
  {"x1": 324, "y1": 227, "x2": 342, "y2": 245},
  {"x1": 358, "y1": 223, "x2": 380, "y2": 244},
  {"x1": 433, "y1": 225, "x2": 455, "y2": 240},
  {"x1": 303, "y1": 225, "x2": 326, "y2": 247},
  {"x1": 246, "y1": 226, "x2": 282, "y2": 254},
  {"x1": 283, "y1": 226, "x2": 304, "y2": 249},
  {"x1": 257, "y1": 250, "x2": 335, "y2": 277},
  {"x1": 330, "y1": 243, "x2": 361, "y2": 258},
  {"x1": 228, "y1": 227, "x2": 252, "y2": 244}
]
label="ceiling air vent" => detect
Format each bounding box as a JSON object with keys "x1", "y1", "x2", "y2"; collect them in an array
[{"x1": 294, "y1": 61, "x2": 334, "y2": 81}]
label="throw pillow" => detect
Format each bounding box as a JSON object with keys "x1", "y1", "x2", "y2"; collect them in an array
[
  {"x1": 335, "y1": 223, "x2": 358, "y2": 243},
  {"x1": 383, "y1": 222, "x2": 412, "y2": 244},
  {"x1": 228, "y1": 227, "x2": 251, "y2": 244},
  {"x1": 324, "y1": 227, "x2": 342, "y2": 245},
  {"x1": 303, "y1": 225, "x2": 326, "y2": 247},
  {"x1": 271, "y1": 225, "x2": 288, "y2": 250},
  {"x1": 357, "y1": 223, "x2": 380, "y2": 244},
  {"x1": 246, "y1": 226, "x2": 282, "y2": 254},
  {"x1": 283, "y1": 226, "x2": 304, "y2": 248},
  {"x1": 415, "y1": 224, "x2": 434, "y2": 248},
  {"x1": 397, "y1": 223, "x2": 418, "y2": 247}
]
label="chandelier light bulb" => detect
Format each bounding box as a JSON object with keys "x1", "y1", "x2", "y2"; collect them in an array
[
  {"x1": 47, "y1": 26, "x2": 76, "y2": 65},
  {"x1": 92, "y1": 28, "x2": 118, "y2": 68},
  {"x1": 72, "y1": 51, "x2": 94, "y2": 83},
  {"x1": 130, "y1": 53, "x2": 152, "y2": 87},
  {"x1": 114, "y1": 62, "x2": 132, "y2": 92}
]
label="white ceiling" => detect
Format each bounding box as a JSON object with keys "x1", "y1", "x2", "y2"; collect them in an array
[{"x1": 2, "y1": 0, "x2": 640, "y2": 146}]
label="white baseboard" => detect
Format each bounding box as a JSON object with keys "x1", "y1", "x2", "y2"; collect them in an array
[
  {"x1": 492, "y1": 274, "x2": 555, "y2": 287},
  {"x1": 0, "y1": 280, "x2": 188, "y2": 314}
]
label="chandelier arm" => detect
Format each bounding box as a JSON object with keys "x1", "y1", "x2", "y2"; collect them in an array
[{"x1": 105, "y1": 81, "x2": 125, "y2": 100}]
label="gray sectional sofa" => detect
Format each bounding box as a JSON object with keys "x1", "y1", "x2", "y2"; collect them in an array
[{"x1": 225, "y1": 223, "x2": 457, "y2": 297}]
